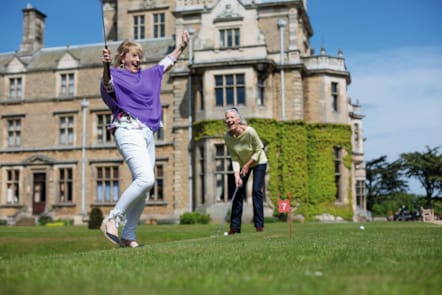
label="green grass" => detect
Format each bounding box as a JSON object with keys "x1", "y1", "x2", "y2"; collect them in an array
[{"x1": 0, "y1": 222, "x2": 440, "y2": 295}]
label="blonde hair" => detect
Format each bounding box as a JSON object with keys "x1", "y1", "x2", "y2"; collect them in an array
[{"x1": 113, "y1": 40, "x2": 144, "y2": 68}]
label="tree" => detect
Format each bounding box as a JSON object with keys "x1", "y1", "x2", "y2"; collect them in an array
[
  {"x1": 400, "y1": 146, "x2": 442, "y2": 206},
  {"x1": 365, "y1": 155, "x2": 408, "y2": 210}
]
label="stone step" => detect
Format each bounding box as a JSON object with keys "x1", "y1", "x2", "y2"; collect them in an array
[{"x1": 15, "y1": 217, "x2": 36, "y2": 226}]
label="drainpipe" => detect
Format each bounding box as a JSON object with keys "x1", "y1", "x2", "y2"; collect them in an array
[
  {"x1": 80, "y1": 98, "x2": 89, "y2": 217},
  {"x1": 187, "y1": 27, "x2": 195, "y2": 211},
  {"x1": 278, "y1": 19, "x2": 287, "y2": 121}
]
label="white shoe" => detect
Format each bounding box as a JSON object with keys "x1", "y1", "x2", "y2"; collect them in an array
[{"x1": 100, "y1": 217, "x2": 120, "y2": 245}]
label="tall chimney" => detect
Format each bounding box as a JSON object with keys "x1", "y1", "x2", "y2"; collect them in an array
[{"x1": 20, "y1": 3, "x2": 46, "y2": 55}]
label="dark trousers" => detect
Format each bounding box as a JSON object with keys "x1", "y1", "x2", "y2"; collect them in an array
[{"x1": 230, "y1": 163, "x2": 267, "y2": 231}]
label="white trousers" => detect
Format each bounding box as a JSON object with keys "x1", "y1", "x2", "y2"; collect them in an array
[{"x1": 110, "y1": 125, "x2": 155, "y2": 241}]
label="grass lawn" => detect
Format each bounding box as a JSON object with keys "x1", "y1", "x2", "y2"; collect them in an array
[{"x1": 0, "y1": 222, "x2": 440, "y2": 295}]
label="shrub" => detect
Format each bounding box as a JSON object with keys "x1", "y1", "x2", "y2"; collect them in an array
[
  {"x1": 38, "y1": 215, "x2": 53, "y2": 226},
  {"x1": 88, "y1": 207, "x2": 104, "y2": 229},
  {"x1": 156, "y1": 218, "x2": 178, "y2": 225},
  {"x1": 264, "y1": 216, "x2": 275, "y2": 223},
  {"x1": 371, "y1": 203, "x2": 386, "y2": 216},
  {"x1": 272, "y1": 207, "x2": 288, "y2": 222},
  {"x1": 46, "y1": 221, "x2": 65, "y2": 227},
  {"x1": 180, "y1": 212, "x2": 211, "y2": 224},
  {"x1": 198, "y1": 213, "x2": 211, "y2": 224},
  {"x1": 62, "y1": 219, "x2": 74, "y2": 226},
  {"x1": 431, "y1": 199, "x2": 442, "y2": 216}
]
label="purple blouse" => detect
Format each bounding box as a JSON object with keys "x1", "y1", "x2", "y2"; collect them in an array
[{"x1": 100, "y1": 65, "x2": 164, "y2": 131}]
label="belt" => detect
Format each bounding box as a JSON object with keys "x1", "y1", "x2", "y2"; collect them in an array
[{"x1": 108, "y1": 112, "x2": 145, "y2": 135}]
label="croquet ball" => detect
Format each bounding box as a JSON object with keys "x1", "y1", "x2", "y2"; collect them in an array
[
  {"x1": 224, "y1": 232, "x2": 228, "y2": 236},
  {"x1": 360, "y1": 225, "x2": 365, "y2": 230}
]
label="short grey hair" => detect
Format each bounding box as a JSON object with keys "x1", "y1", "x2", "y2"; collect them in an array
[{"x1": 225, "y1": 107, "x2": 246, "y2": 124}]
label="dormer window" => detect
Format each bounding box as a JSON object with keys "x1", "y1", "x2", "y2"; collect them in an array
[
  {"x1": 60, "y1": 73, "x2": 75, "y2": 97},
  {"x1": 219, "y1": 28, "x2": 240, "y2": 48},
  {"x1": 9, "y1": 77, "x2": 23, "y2": 99}
]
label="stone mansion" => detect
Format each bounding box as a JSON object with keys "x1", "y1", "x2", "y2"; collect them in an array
[{"x1": 0, "y1": 0, "x2": 367, "y2": 225}]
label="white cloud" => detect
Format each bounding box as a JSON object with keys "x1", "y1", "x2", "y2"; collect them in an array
[{"x1": 345, "y1": 46, "x2": 442, "y2": 194}]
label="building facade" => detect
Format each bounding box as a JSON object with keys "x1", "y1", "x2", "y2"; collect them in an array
[{"x1": 0, "y1": 0, "x2": 367, "y2": 225}]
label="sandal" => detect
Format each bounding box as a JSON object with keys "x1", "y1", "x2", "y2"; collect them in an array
[
  {"x1": 120, "y1": 239, "x2": 144, "y2": 248},
  {"x1": 100, "y1": 217, "x2": 120, "y2": 245}
]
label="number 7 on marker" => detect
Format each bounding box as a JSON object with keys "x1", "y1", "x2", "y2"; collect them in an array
[{"x1": 278, "y1": 199, "x2": 290, "y2": 213}]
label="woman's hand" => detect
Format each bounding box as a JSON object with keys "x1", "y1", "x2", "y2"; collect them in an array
[
  {"x1": 102, "y1": 48, "x2": 112, "y2": 84},
  {"x1": 179, "y1": 30, "x2": 190, "y2": 50},
  {"x1": 240, "y1": 164, "x2": 249, "y2": 178},
  {"x1": 235, "y1": 174, "x2": 243, "y2": 188},
  {"x1": 102, "y1": 48, "x2": 111, "y2": 64}
]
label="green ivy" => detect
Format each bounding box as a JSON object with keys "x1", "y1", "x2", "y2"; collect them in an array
[
  {"x1": 248, "y1": 119, "x2": 280, "y2": 199},
  {"x1": 192, "y1": 119, "x2": 353, "y2": 220},
  {"x1": 192, "y1": 120, "x2": 226, "y2": 141}
]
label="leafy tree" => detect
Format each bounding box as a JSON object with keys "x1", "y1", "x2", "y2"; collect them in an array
[
  {"x1": 365, "y1": 155, "x2": 408, "y2": 210},
  {"x1": 400, "y1": 146, "x2": 442, "y2": 206}
]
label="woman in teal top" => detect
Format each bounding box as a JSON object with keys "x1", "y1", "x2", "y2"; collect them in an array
[{"x1": 224, "y1": 108, "x2": 268, "y2": 234}]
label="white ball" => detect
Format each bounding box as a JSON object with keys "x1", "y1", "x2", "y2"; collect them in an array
[
  {"x1": 360, "y1": 225, "x2": 365, "y2": 230},
  {"x1": 224, "y1": 231, "x2": 228, "y2": 236}
]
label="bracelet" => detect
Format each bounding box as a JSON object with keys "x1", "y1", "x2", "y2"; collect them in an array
[{"x1": 167, "y1": 54, "x2": 176, "y2": 64}]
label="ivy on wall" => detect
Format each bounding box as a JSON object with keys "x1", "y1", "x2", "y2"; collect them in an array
[
  {"x1": 192, "y1": 119, "x2": 353, "y2": 220},
  {"x1": 303, "y1": 124, "x2": 353, "y2": 220}
]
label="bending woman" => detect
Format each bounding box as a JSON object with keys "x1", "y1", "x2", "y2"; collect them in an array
[{"x1": 224, "y1": 108, "x2": 268, "y2": 234}]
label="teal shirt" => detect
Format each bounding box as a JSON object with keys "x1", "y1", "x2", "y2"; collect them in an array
[{"x1": 224, "y1": 126, "x2": 268, "y2": 173}]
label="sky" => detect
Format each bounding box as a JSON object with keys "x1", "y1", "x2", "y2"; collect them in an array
[{"x1": 1, "y1": 0, "x2": 441, "y2": 194}]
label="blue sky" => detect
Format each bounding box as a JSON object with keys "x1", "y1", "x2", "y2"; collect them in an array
[{"x1": 1, "y1": 0, "x2": 441, "y2": 194}]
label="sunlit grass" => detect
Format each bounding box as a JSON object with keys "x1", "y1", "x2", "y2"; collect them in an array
[{"x1": 0, "y1": 222, "x2": 440, "y2": 295}]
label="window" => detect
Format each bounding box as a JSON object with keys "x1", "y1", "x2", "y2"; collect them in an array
[
  {"x1": 354, "y1": 123, "x2": 360, "y2": 147},
  {"x1": 97, "y1": 113, "x2": 113, "y2": 144},
  {"x1": 96, "y1": 166, "x2": 119, "y2": 202},
  {"x1": 199, "y1": 87, "x2": 205, "y2": 111},
  {"x1": 334, "y1": 146, "x2": 342, "y2": 200},
  {"x1": 219, "y1": 28, "x2": 240, "y2": 48},
  {"x1": 60, "y1": 73, "x2": 75, "y2": 96},
  {"x1": 215, "y1": 74, "x2": 245, "y2": 106},
  {"x1": 198, "y1": 145, "x2": 206, "y2": 204},
  {"x1": 149, "y1": 164, "x2": 164, "y2": 201},
  {"x1": 6, "y1": 169, "x2": 20, "y2": 204},
  {"x1": 331, "y1": 82, "x2": 339, "y2": 112},
  {"x1": 155, "y1": 108, "x2": 164, "y2": 141},
  {"x1": 59, "y1": 116, "x2": 74, "y2": 145},
  {"x1": 58, "y1": 168, "x2": 73, "y2": 202},
  {"x1": 356, "y1": 180, "x2": 365, "y2": 207},
  {"x1": 257, "y1": 77, "x2": 265, "y2": 106},
  {"x1": 215, "y1": 144, "x2": 232, "y2": 202},
  {"x1": 133, "y1": 15, "x2": 145, "y2": 40},
  {"x1": 7, "y1": 118, "x2": 21, "y2": 147},
  {"x1": 9, "y1": 77, "x2": 22, "y2": 99},
  {"x1": 153, "y1": 13, "x2": 165, "y2": 38}
]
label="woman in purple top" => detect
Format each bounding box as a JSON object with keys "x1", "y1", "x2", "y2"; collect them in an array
[{"x1": 100, "y1": 31, "x2": 190, "y2": 248}]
